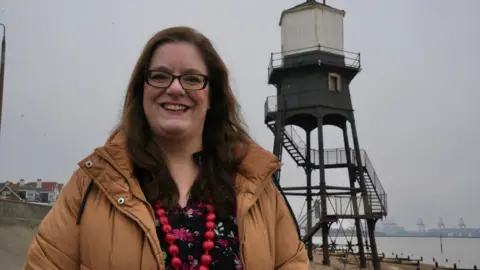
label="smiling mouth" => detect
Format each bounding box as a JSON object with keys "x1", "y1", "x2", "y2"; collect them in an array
[{"x1": 161, "y1": 103, "x2": 190, "y2": 112}]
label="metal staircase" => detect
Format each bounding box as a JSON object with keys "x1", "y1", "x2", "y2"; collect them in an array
[
  {"x1": 267, "y1": 121, "x2": 306, "y2": 166},
  {"x1": 266, "y1": 119, "x2": 387, "y2": 218}
]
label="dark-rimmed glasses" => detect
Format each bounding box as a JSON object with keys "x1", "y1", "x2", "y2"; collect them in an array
[{"x1": 144, "y1": 70, "x2": 209, "y2": 91}]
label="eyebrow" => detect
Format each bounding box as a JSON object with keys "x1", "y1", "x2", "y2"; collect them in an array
[
  {"x1": 148, "y1": 65, "x2": 170, "y2": 72},
  {"x1": 183, "y1": 68, "x2": 206, "y2": 75}
]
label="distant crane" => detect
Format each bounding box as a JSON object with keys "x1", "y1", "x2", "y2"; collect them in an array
[
  {"x1": 458, "y1": 217, "x2": 466, "y2": 229},
  {"x1": 437, "y1": 218, "x2": 445, "y2": 229},
  {"x1": 417, "y1": 218, "x2": 426, "y2": 232}
]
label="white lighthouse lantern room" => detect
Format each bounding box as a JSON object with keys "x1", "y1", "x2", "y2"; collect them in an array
[{"x1": 279, "y1": 0, "x2": 346, "y2": 56}]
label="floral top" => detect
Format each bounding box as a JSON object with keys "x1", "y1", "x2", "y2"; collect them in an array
[{"x1": 156, "y1": 198, "x2": 243, "y2": 270}]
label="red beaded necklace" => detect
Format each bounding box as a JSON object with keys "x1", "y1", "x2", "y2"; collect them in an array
[{"x1": 155, "y1": 200, "x2": 217, "y2": 270}]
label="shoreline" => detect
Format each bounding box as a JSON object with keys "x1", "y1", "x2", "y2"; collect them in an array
[
  {"x1": 375, "y1": 235, "x2": 480, "y2": 239},
  {"x1": 309, "y1": 251, "x2": 472, "y2": 270},
  {"x1": 313, "y1": 234, "x2": 480, "y2": 239}
]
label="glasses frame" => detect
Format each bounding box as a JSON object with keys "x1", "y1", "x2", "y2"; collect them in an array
[{"x1": 144, "y1": 70, "x2": 209, "y2": 91}]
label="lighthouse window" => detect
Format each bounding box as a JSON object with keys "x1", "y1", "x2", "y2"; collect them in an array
[{"x1": 328, "y1": 73, "x2": 341, "y2": 92}]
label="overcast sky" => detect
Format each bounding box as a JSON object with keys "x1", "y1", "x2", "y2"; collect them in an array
[{"x1": 0, "y1": 0, "x2": 479, "y2": 230}]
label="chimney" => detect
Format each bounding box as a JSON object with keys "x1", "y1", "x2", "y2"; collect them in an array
[
  {"x1": 36, "y1": 178, "x2": 42, "y2": 189},
  {"x1": 19, "y1": 179, "x2": 25, "y2": 187}
]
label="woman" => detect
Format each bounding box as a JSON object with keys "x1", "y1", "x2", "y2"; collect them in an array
[{"x1": 24, "y1": 26, "x2": 308, "y2": 270}]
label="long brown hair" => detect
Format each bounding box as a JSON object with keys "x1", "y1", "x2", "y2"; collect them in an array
[{"x1": 118, "y1": 26, "x2": 251, "y2": 217}]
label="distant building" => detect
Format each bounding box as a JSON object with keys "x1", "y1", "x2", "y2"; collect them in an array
[
  {"x1": 0, "y1": 182, "x2": 23, "y2": 201},
  {"x1": 377, "y1": 219, "x2": 408, "y2": 235},
  {"x1": 0, "y1": 178, "x2": 64, "y2": 204}
]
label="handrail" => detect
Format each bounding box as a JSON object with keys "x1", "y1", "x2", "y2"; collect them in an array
[
  {"x1": 298, "y1": 196, "x2": 369, "y2": 224},
  {"x1": 323, "y1": 195, "x2": 368, "y2": 217},
  {"x1": 297, "y1": 195, "x2": 388, "y2": 232},
  {"x1": 363, "y1": 153, "x2": 388, "y2": 214},
  {"x1": 277, "y1": 44, "x2": 360, "y2": 57},
  {"x1": 268, "y1": 44, "x2": 361, "y2": 78}
]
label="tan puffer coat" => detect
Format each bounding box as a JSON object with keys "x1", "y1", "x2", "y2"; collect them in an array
[{"x1": 24, "y1": 131, "x2": 308, "y2": 269}]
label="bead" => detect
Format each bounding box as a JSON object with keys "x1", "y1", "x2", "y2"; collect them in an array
[
  {"x1": 168, "y1": 244, "x2": 179, "y2": 255},
  {"x1": 162, "y1": 224, "x2": 172, "y2": 233},
  {"x1": 159, "y1": 216, "x2": 168, "y2": 225},
  {"x1": 206, "y1": 204, "x2": 214, "y2": 212},
  {"x1": 206, "y1": 213, "x2": 216, "y2": 221},
  {"x1": 202, "y1": 240, "x2": 214, "y2": 251},
  {"x1": 156, "y1": 208, "x2": 166, "y2": 217},
  {"x1": 165, "y1": 233, "x2": 175, "y2": 244},
  {"x1": 199, "y1": 265, "x2": 209, "y2": 270},
  {"x1": 200, "y1": 254, "x2": 212, "y2": 265},
  {"x1": 206, "y1": 221, "x2": 216, "y2": 230},
  {"x1": 204, "y1": 230, "x2": 215, "y2": 240},
  {"x1": 171, "y1": 257, "x2": 182, "y2": 268}
]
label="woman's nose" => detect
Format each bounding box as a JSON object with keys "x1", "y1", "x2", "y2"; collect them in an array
[{"x1": 165, "y1": 78, "x2": 186, "y2": 96}]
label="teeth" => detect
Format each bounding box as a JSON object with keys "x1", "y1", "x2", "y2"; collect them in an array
[{"x1": 162, "y1": 104, "x2": 187, "y2": 111}]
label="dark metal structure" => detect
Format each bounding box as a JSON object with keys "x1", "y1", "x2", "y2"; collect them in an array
[
  {"x1": 264, "y1": 2, "x2": 387, "y2": 270},
  {"x1": 0, "y1": 23, "x2": 6, "y2": 138}
]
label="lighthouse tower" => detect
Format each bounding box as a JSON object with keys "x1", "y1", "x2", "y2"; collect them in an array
[{"x1": 265, "y1": 1, "x2": 387, "y2": 269}]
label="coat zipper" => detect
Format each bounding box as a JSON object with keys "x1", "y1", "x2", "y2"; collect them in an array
[
  {"x1": 92, "y1": 150, "x2": 166, "y2": 270},
  {"x1": 239, "y1": 162, "x2": 282, "y2": 269}
]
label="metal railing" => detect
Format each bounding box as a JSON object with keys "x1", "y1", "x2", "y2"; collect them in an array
[
  {"x1": 301, "y1": 195, "x2": 383, "y2": 222},
  {"x1": 268, "y1": 44, "x2": 361, "y2": 78},
  {"x1": 362, "y1": 153, "x2": 388, "y2": 215},
  {"x1": 264, "y1": 92, "x2": 339, "y2": 118},
  {"x1": 264, "y1": 95, "x2": 277, "y2": 117},
  {"x1": 322, "y1": 195, "x2": 368, "y2": 217}
]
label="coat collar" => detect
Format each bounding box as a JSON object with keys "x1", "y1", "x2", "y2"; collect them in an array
[{"x1": 79, "y1": 130, "x2": 281, "y2": 200}]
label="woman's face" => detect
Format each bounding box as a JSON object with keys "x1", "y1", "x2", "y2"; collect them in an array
[{"x1": 143, "y1": 42, "x2": 210, "y2": 140}]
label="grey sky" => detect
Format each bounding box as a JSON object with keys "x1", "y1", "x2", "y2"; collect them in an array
[{"x1": 0, "y1": 0, "x2": 479, "y2": 230}]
